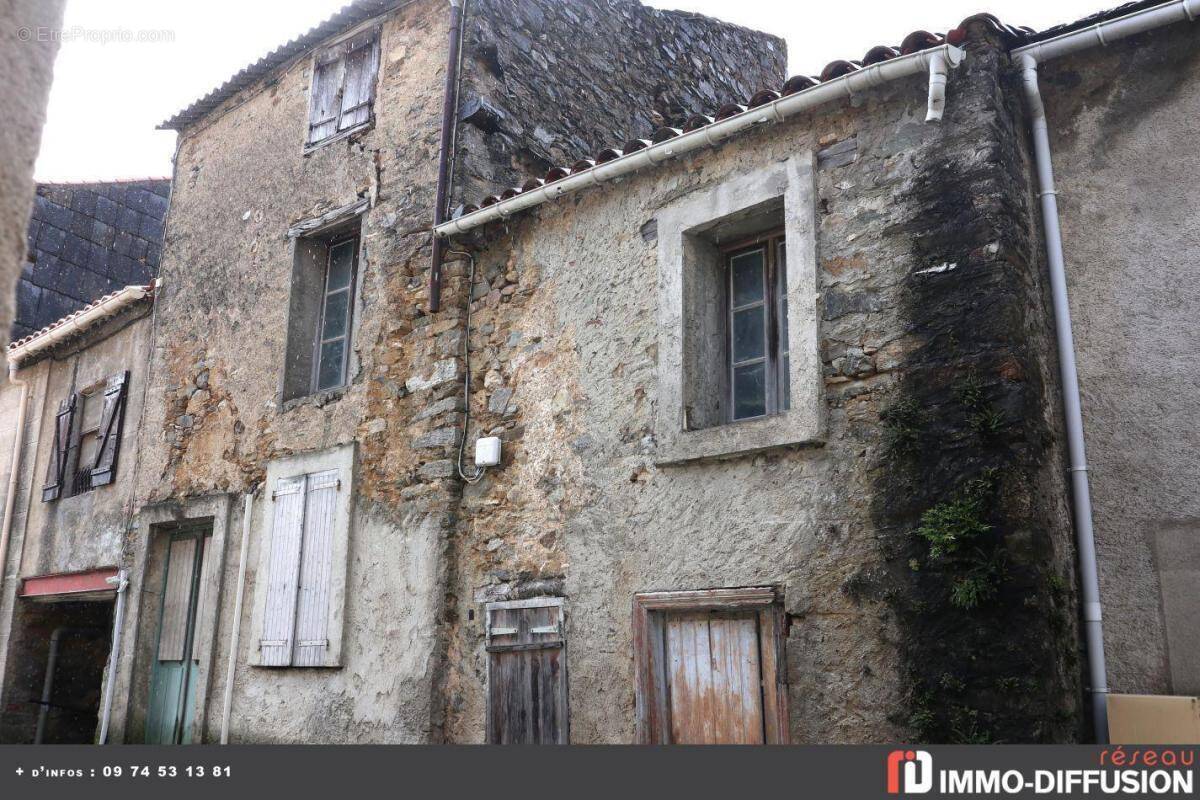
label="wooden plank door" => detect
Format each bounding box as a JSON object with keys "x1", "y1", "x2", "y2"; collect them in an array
[
  {"x1": 663, "y1": 610, "x2": 766, "y2": 744},
  {"x1": 146, "y1": 529, "x2": 207, "y2": 744},
  {"x1": 486, "y1": 599, "x2": 568, "y2": 744}
]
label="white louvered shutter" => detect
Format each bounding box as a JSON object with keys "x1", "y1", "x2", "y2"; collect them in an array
[
  {"x1": 293, "y1": 469, "x2": 339, "y2": 666},
  {"x1": 260, "y1": 475, "x2": 306, "y2": 666}
]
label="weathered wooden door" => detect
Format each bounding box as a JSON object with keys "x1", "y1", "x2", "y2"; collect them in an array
[
  {"x1": 633, "y1": 588, "x2": 788, "y2": 744},
  {"x1": 485, "y1": 598, "x2": 568, "y2": 744},
  {"x1": 663, "y1": 610, "x2": 765, "y2": 744},
  {"x1": 146, "y1": 529, "x2": 207, "y2": 744}
]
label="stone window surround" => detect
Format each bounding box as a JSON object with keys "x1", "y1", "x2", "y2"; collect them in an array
[
  {"x1": 249, "y1": 442, "x2": 356, "y2": 669},
  {"x1": 654, "y1": 152, "x2": 823, "y2": 464}
]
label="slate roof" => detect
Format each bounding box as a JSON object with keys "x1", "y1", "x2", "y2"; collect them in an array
[{"x1": 17, "y1": 179, "x2": 170, "y2": 342}]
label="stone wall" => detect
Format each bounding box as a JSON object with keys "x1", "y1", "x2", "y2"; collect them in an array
[
  {"x1": 1038, "y1": 21, "x2": 1200, "y2": 697},
  {"x1": 125, "y1": 0, "x2": 785, "y2": 743},
  {"x1": 438, "y1": 25, "x2": 1083, "y2": 743},
  {"x1": 453, "y1": 0, "x2": 786, "y2": 205}
]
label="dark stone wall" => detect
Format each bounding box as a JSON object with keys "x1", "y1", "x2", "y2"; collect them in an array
[
  {"x1": 454, "y1": 0, "x2": 786, "y2": 203},
  {"x1": 16, "y1": 179, "x2": 168, "y2": 341},
  {"x1": 868, "y1": 26, "x2": 1082, "y2": 742}
]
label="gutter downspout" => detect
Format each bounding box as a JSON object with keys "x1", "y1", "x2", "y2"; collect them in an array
[
  {"x1": 1012, "y1": 0, "x2": 1200, "y2": 743},
  {"x1": 220, "y1": 489, "x2": 255, "y2": 744},
  {"x1": 0, "y1": 363, "x2": 30, "y2": 600},
  {"x1": 428, "y1": 0, "x2": 467, "y2": 312},
  {"x1": 35, "y1": 626, "x2": 102, "y2": 744},
  {"x1": 434, "y1": 44, "x2": 964, "y2": 239},
  {"x1": 98, "y1": 568, "x2": 127, "y2": 744}
]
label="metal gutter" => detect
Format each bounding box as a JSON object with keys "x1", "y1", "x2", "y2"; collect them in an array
[
  {"x1": 434, "y1": 44, "x2": 965, "y2": 239},
  {"x1": 6, "y1": 283, "x2": 155, "y2": 366},
  {"x1": 1012, "y1": 0, "x2": 1200, "y2": 743},
  {"x1": 429, "y1": 0, "x2": 468, "y2": 312}
]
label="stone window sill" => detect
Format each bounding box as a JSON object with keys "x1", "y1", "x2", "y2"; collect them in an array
[
  {"x1": 654, "y1": 407, "x2": 823, "y2": 465},
  {"x1": 302, "y1": 119, "x2": 373, "y2": 155},
  {"x1": 279, "y1": 385, "x2": 348, "y2": 414}
]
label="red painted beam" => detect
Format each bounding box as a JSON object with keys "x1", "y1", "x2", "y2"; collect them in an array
[{"x1": 20, "y1": 567, "x2": 119, "y2": 599}]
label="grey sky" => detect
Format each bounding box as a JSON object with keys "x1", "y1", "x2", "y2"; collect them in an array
[{"x1": 33, "y1": 0, "x2": 1107, "y2": 181}]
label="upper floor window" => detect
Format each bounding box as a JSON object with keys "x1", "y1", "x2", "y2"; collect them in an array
[
  {"x1": 42, "y1": 371, "x2": 130, "y2": 501},
  {"x1": 726, "y1": 233, "x2": 789, "y2": 422},
  {"x1": 282, "y1": 209, "x2": 364, "y2": 404},
  {"x1": 316, "y1": 236, "x2": 357, "y2": 392},
  {"x1": 306, "y1": 30, "x2": 380, "y2": 149}
]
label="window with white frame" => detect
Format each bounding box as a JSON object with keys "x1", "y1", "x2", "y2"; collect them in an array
[
  {"x1": 252, "y1": 444, "x2": 354, "y2": 668},
  {"x1": 306, "y1": 29, "x2": 380, "y2": 148},
  {"x1": 726, "y1": 232, "x2": 789, "y2": 421},
  {"x1": 281, "y1": 217, "x2": 362, "y2": 403}
]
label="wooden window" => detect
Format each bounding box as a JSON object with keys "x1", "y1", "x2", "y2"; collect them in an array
[
  {"x1": 726, "y1": 232, "x2": 789, "y2": 422},
  {"x1": 486, "y1": 598, "x2": 569, "y2": 744},
  {"x1": 306, "y1": 30, "x2": 379, "y2": 148},
  {"x1": 633, "y1": 588, "x2": 788, "y2": 744},
  {"x1": 258, "y1": 468, "x2": 343, "y2": 667},
  {"x1": 41, "y1": 370, "x2": 129, "y2": 502},
  {"x1": 314, "y1": 236, "x2": 357, "y2": 392}
]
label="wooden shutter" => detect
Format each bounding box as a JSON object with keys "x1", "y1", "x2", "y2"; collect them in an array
[
  {"x1": 307, "y1": 59, "x2": 342, "y2": 144},
  {"x1": 292, "y1": 469, "x2": 339, "y2": 666},
  {"x1": 259, "y1": 476, "x2": 306, "y2": 666},
  {"x1": 337, "y1": 38, "x2": 377, "y2": 131},
  {"x1": 42, "y1": 395, "x2": 76, "y2": 502},
  {"x1": 486, "y1": 599, "x2": 568, "y2": 744},
  {"x1": 89, "y1": 371, "x2": 130, "y2": 487},
  {"x1": 158, "y1": 536, "x2": 200, "y2": 661}
]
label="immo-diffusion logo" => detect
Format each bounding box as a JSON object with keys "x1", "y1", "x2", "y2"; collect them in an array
[
  {"x1": 884, "y1": 747, "x2": 1195, "y2": 796},
  {"x1": 887, "y1": 750, "x2": 934, "y2": 794}
]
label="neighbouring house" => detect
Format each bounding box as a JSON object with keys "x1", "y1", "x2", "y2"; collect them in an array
[
  {"x1": 0, "y1": 0, "x2": 1197, "y2": 746},
  {"x1": 0, "y1": 0, "x2": 66, "y2": 349},
  {"x1": 0, "y1": 284, "x2": 155, "y2": 743}
]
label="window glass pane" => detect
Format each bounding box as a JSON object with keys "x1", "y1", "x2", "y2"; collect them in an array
[
  {"x1": 730, "y1": 249, "x2": 764, "y2": 307},
  {"x1": 317, "y1": 339, "x2": 346, "y2": 391},
  {"x1": 733, "y1": 363, "x2": 767, "y2": 420},
  {"x1": 321, "y1": 289, "x2": 350, "y2": 341},
  {"x1": 80, "y1": 391, "x2": 103, "y2": 430},
  {"x1": 327, "y1": 241, "x2": 355, "y2": 291},
  {"x1": 732, "y1": 306, "x2": 766, "y2": 362}
]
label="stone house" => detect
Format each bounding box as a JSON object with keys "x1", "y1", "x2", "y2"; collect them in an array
[{"x1": 1, "y1": 0, "x2": 1198, "y2": 745}]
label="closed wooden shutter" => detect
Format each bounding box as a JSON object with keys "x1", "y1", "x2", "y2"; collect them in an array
[
  {"x1": 42, "y1": 395, "x2": 76, "y2": 502},
  {"x1": 89, "y1": 371, "x2": 130, "y2": 487},
  {"x1": 337, "y1": 39, "x2": 377, "y2": 132},
  {"x1": 486, "y1": 600, "x2": 568, "y2": 744},
  {"x1": 293, "y1": 469, "x2": 338, "y2": 666},
  {"x1": 260, "y1": 476, "x2": 306, "y2": 666},
  {"x1": 307, "y1": 59, "x2": 342, "y2": 145}
]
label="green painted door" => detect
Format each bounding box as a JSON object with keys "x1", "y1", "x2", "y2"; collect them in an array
[{"x1": 146, "y1": 529, "x2": 207, "y2": 744}]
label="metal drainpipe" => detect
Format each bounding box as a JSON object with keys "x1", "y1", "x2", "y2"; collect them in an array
[
  {"x1": 220, "y1": 490, "x2": 255, "y2": 744},
  {"x1": 35, "y1": 626, "x2": 102, "y2": 744},
  {"x1": 97, "y1": 569, "x2": 128, "y2": 744},
  {"x1": 0, "y1": 363, "x2": 30, "y2": 599},
  {"x1": 429, "y1": 0, "x2": 467, "y2": 313},
  {"x1": 1019, "y1": 51, "x2": 1110, "y2": 745}
]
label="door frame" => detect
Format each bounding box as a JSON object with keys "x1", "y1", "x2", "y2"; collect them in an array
[{"x1": 632, "y1": 587, "x2": 788, "y2": 744}]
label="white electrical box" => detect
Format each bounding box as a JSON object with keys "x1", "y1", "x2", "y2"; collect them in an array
[{"x1": 475, "y1": 436, "x2": 502, "y2": 467}]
